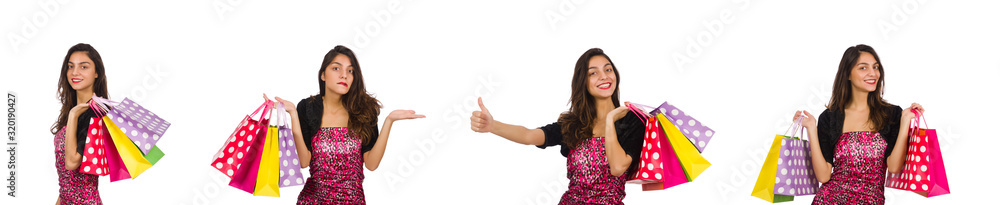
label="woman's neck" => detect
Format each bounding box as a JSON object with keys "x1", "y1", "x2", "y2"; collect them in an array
[
  {"x1": 594, "y1": 97, "x2": 615, "y2": 121},
  {"x1": 323, "y1": 93, "x2": 345, "y2": 111},
  {"x1": 75, "y1": 88, "x2": 93, "y2": 104},
  {"x1": 846, "y1": 88, "x2": 869, "y2": 111}
]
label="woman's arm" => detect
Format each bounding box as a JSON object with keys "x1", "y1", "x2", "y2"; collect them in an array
[
  {"x1": 470, "y1": 97, "x2": 546, "y2": 146},
  {"x1": 798, "y1": 110, "x2": 833, "y2": 183},
  {"x1": 887, "y1": 103, "x2": 923, "y2": 173},
  {"x1": 363, "y1": 110, "x2": 425, "y2": 171},
  {"x1": 63, "y1": 103, "x2": 89, "y2": 170},
  {"x1": 603, "y1": 105, "x2": 633, "y2": 177}
]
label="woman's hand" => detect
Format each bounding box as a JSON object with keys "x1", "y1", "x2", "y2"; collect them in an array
[
  {"x1": 470, "y1": 97, "x2": 494, "y2": 133},
  {"x1": 69, "y1": 103, "x2": 90, "y2": 119},
  {"x1": 793, "y1": 110, "x2": 816, "y2": 130},
  {"x1": 606, "y1": 101, "x2": 631, "y2": 123},
  {"x1": 387, "y1": 109, "x2": 425, "y2": 122},
  {"x1": 901, "y1": 103, "x2": 924, "y2": 122}
]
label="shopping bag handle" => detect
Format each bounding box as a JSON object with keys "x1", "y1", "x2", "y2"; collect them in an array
[
  {"x1": 275, "y1": 102, "x2": 287, "y2": 128},
  {"x1": 783, "y1": 116, "x2": 805, "y2": 140},
  {"x1": 249, "y1": 100, "x2": 273, "y2": 122},
  {"x1": 631, "y1": 101, "x2": 679, "y2": 123},
  {"x1": 88, "y1": 96, "x2": 117, "y2": 117},
  {"x1": 269, "y1": 101, "x2": 279, "y2": 127},
  {"x1": 910, "y1": 109, "x2": 928, "y2": 128},
  {"x1": 908, "y1": 109, "x2": 928, "y2": 138},
  {"x1": 626, "y1": 103, "x2": 650, "y2": 125},
  {"x1": 630, "y1": 102, "x2": 657, "y2": 113}
]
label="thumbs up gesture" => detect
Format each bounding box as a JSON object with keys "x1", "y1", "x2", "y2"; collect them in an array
[{"x1": 470, "y1": 97, "x2": 494, "y2": 133}]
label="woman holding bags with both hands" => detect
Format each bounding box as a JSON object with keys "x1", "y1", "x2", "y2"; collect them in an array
[
  {"x1": 266, "y1": 45, "x2": 424, "y2": 204},
  {"x1": 470, "y1": 48, "x2": 645, "y2": 204},
  {"x1": 794, "y1": 44, "x2": 924, "y2": 205}
]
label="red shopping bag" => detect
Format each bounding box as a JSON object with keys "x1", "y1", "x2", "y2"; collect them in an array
[
  {"x1": 79, "y1": 117, "x2": 109, "y2": 176},
  {"x1": 625, "y1": 104, "x2": 689, "y2": 191},
  {"x1": 228, "y1": 101, "x2": 274, "y2": 194},
  {"x1": 885, "y1": 110, "x2": 950, "y2": 197},
  {"x1": 212, "y1": 101, "x2": 271, "y2": 178}
]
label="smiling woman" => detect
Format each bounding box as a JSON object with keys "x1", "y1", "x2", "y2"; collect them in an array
[
  {"x1": 470, "y1": 48, "x2": 645, "y2": 204},
  {"x1": 51, "y1": 43, "x2": 109, "y2": 205},
  {"x1": 792, "y1": 44, "x2": 925, "y2": 205}
]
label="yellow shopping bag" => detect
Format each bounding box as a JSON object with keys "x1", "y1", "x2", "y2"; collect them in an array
[
  {"x1": 253, "y1": 125, "x2": 281, "y2": 197},
  {"x1": 102, "y1": 116, "x2": 152, "y2": 179},
  {"x1": 657, "y1": 114, "x2": 711, "y2": 181},
  {"x1": 751, "y1": 135, "x2": 795, "y2": 203}
]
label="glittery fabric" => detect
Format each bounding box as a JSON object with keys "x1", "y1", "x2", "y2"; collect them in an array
[
  {"x1": 53, "y1": 127, "x2": 103, "y2": 204},
  {"x1": 560, "y1": 137, "x2": 627, "y2": 205},
  {"x1": 297, "y1": 127, "x2": 366, "y2": 204},
  {"x1": 813, "y1": 131, "x2": 888, "y2": 205}
]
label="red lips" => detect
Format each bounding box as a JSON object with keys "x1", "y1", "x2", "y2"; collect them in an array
[
  {"x1": 597, "y1": 82, "x2": 612, "y2": 90},
  {"x1": 337, "y1": 82, "x2": 348, "y2": 87}
]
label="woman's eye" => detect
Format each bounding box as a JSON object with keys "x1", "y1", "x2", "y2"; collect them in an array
[{"x1": 348, "y1": 70, "x2": 353, "y2": 73}]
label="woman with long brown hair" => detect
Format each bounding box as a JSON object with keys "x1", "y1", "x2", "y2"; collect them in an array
[
  {"x1": 267, "y1": 45, "x2": 424, "y2": 204},
  {"x1": 470, "y1": 48, "x2": 645, "y2": 204},
  {"x1": 51, "y1": 43, "x2": 109, "y2": 204},
  {"x1": 794, "y1": 44, "x2": 924, "y2": 204}
]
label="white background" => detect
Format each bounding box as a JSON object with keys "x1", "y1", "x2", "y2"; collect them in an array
[{"x1": 2, "y1": 0, "x2": 998, "y2": 204}]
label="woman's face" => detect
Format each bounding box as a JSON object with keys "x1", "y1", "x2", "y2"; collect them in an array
[
  {"x1": 849, "y1": 52, "x2": 881, "y2": 93},
  {"x1": 66, "y1": 51, "x2": 98, "y2": 92},
  {"x1": 586, "y1": 55, "x2": 616, "y2": 100},
  {"x1": 321, "y1": 54, "x2": 354, "y2": 96}
]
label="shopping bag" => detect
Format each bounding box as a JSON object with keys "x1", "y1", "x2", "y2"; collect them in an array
[
  {"x1": 773, "y1": 122, "x2": 819, "y2": 196},
  {"x1": 627, "y1": 113, "x2": 690, "y2": 191},
  {"x1": 79, "y1": 117, "x2": 109, "y2": 176},
  {"x1": 657, "y1": 113, "x2": 710, "y2": 181},
  {"x1": 752, "y1": 134, "x2": 795, "y2": 203},
  {"x1": 649, "y1": 101, "x2": 715, "y2": 152},
  {"x1": 885, "y1": 110, "x2": 950, "y2": 197},
  {"x1": 102, "y1": 115, "x2": 152, "y2": 179},
  {"x1": 276, "y1": 102, "x2": 305, "y2": 187},
  {"x1": 252, "y1": 115, "x2": 281, "y2": 197},
  {"x1": 229, "y1": 101, "x2": 274, "y2": 194},
  {"x1": 106, "y1": 98, "x2": 170, "y2": 155},
  {"x1": 752, "y1": 118, "x2": 819, "y2": 203},
  {"x1": 213, "y1": 101, "x2": 271, "y2": 178},
  {"x1": 103, "y1": 122, "x2": 131, "y2": 182}
]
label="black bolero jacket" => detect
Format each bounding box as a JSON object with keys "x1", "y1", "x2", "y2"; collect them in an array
[
  {"x1": 296, "y1": 96, "x2": 379, "y2": 153},
  {"x1": 536, "y1": 110, "x2": 646, "y2": 175}
]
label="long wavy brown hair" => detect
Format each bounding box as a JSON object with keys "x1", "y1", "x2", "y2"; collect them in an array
[
  {"x1": 51, "y1": 43, "x2": 109, "y2": 134},
  {"x1": 827, "y1": 44, "x2": 893, "y2": 130},
  {"x1": 314, "y1": 45, "x2": 382, "y2": 144},
  {"x1": 558, "y1": 48, "x2": 621, "y2": 150}
]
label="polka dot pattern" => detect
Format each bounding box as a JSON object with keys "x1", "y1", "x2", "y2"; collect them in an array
[
  {"x1": 215, "y1": 101, "x2": 272, "y2": 182},
  {"x1": 212, "y1": 115, "x2": 265, "y2": 178},
  {"x1": 884, "y1": 124, "x2": 949, "y2": 197},
  {"x1": 650, "y1": 101, "x2": 714, "y2": 153},
  {"x1": 772, "y1": 136, "x2": 818, "y2": 196},
  {"x1": 79, "y1": 117, "x2": 110, "y2": 176},
  {"x1": 107, "y1": 98, "x2": 170, "y2": 155},
  {"x1": 626, "y1": 116, "x2": 688, "y2": 190},
  {"x1": 277, "y1": 111, "x2": 305, "y2": 188}
]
